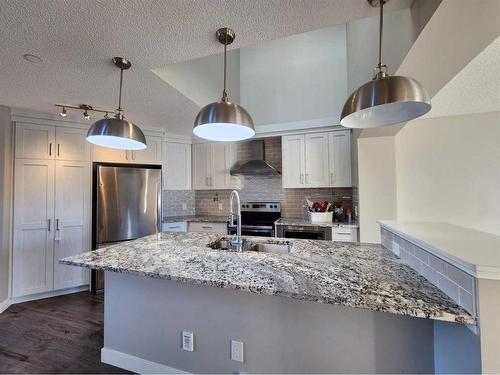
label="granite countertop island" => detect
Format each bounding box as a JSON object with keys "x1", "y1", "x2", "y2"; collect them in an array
[
  {"x1": 275, "y1": 217, "x2": 359, "y2": 228},
  {"x1": 61, "y1": 232, "x2": 473, "y2": 325}
]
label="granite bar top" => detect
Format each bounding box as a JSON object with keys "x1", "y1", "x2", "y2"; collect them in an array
[
  {"x1": 379, "y1": 220, "x2": 500, "y2": 280},
  {"x1": 275, "y1": 218, "x2": 359, "y2": 228},
  {"x1": 61, "y1": 232, "x2": 473, "y2": 325},
  {"x1": 163, "y1": 215, "x2": 229, "y2": 223}
]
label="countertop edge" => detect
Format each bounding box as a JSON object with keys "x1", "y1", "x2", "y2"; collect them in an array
[
  {"x1": 378, "y1": 221, "x2": 500, "y2": 280},
  {"x1": 59, "y1": 258, "x2": 475, "y2": 326}
]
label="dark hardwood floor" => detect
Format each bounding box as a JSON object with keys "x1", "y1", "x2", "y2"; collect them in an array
[{"x1": 0, "y1": 292, "x2": 131, "y2": 374}]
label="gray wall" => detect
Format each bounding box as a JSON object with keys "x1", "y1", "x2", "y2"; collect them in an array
[
  {"x1": 0, "y1": 106, "x2": 12, "y2": 303},
  {"x1": 105, "y1": 271, "x2": 435, "y2": 373}
]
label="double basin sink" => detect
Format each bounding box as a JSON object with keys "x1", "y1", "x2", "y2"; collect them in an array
[{"x1": 208, "y1": 237, "x2": 293, "y2": 254}]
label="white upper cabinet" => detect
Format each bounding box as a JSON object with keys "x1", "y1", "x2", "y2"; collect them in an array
[
  {"x1": 15, "y1": 123, "x2": 56, "y2": 159},
  {"x1": 282, "y1": 135, "x2": 306, "y2": 188},
  {"x1": 53, "y1": 160, "x2": 90, "y2": 290},
  {"x1": 55, "y1": 127, "x2": 91, "y2": 161},
  {"x1": 192, "y1": 143, "x2": 235, "y2": 190},
  {"x1": 12, "y1": 158, "x2": 55, "y2": 297},
  {"x1": 192, "y1": 143, "x2": 211, "y2": 189},
  {"x1": 16, "y1": 123, "x2": 90, "y2": 161},
  {"x1": 305, "y1": 133, "x2": 330, "y2": 187},
  {"x1": 328, "y1": 130, "x2": 352, "y2": 187},
  {"x1": 132, "y1": 135, "x2": 162, "y2": 165},
  {"x1": 163, "y1": 142, "x2": 191, "y2": 190},
  {"x1": 92, "y1": 134, "x2": 162, "y2": 165},
  {"x1": 282, "y1": 130, "x2": 351, "y2": 188}
]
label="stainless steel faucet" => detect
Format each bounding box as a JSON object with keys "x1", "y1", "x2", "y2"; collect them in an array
[{"x1": 228, "y1": 190, "x2": 242, "y2": 251}]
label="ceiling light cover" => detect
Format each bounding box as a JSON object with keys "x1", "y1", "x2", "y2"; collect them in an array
[
  {"x1": 87, "y1": 117, "x2": 146, "y2": 150},
  {"x1": 340, "y1": 75, "x2": 431, "y2": 128},
  {"x1": 340, "y1": 0, "x2": 431, "y2": 128},
  {"x1": 193, "y1": 27, "x2": 255, "y2": 142},
  {"x1": 194, "y1": 101, "x2": 255, "y2": 141}
]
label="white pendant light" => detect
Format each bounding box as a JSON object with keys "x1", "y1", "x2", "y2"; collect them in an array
[
  {"x1": 340, "y1": 0, "x2": 431, "y2": 128},
  {"x1": 87, "y1": 57, "x2": 146, "y2": 150},
  {"x1": 193, "y1": 27, "x2": 255, "y2": 142}
]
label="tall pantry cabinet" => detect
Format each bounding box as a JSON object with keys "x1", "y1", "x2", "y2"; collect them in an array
[{"x1": 12, "y1": 122, "x2": 90, "y2": 298}]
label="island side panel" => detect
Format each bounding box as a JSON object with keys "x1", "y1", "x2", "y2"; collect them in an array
[{"x1": 103, "y1": 271, "x2": 434, "y2": 373}]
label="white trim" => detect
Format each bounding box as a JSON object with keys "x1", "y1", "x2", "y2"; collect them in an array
[
  {"x1": 10, "y1": 285, "x2": 89, "y2": 305},
  {"x1": 0, "y1": 298, "x2": 11, "y2": 314},
  {"x1": 101, "y1": 347, "x2": 190, "y2": 374},
  {"x1": 255, "y1": 116, "x2": 341, "y2": 134}
]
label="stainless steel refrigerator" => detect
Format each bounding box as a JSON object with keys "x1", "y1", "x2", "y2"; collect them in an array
[{"x1": 91, "y1": 163, "x2": 161, "y2": 291}]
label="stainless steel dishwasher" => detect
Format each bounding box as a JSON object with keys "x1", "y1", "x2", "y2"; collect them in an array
[{"x1": 276, "y1": 225, "x2": 332, "y2": 240}]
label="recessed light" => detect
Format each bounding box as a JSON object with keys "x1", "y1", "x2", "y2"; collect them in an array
[{"x1": 23, "y1": 54, "x2": 42, "y2": 64}]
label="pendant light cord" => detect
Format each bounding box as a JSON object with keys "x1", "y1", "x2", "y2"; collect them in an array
[
  {"x1": 117, "y1": 67, "x2": 124, "y2": 112},
  {"x1": 378, "y1": 0, "x2": 383, "y2": 69},
  {"x1": 222, "y1": 37, "x2": 228, "y2": 102}
]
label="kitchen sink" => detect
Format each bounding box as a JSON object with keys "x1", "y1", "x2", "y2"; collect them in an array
[{"x1": 208, "y1": 237, "x2": 292, "y2": 254}]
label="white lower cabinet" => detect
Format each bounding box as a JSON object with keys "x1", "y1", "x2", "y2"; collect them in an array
[
  {"x1": 53, "y1": 161, "x2": 90, "y2": 290},
  {"x1": 12, "y1": 158, "x2": 91, "y2": 298},
  {"x1": 282, "y1": 130, "x2": 352, "y2": 188},
  {"x1": 162, "y1": 221, "x2": 188, "y2": 232},
  {"x1": 12, "y1": 159, "x2": 55, "y2": 297},
  {"x1": 332, "y1": 227, "x2": 358, "y2": 242},
  {"x1": 188, "y1": 222, "x2": 228, "y2": 233}
]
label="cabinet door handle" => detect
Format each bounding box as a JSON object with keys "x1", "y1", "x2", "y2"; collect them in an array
[
  {"x1": 330, "y1": 173, "x2": 334, "y2": 184},
  {"x1": 210, "y1": 177, "x2": 213, "y2": 186},
  {"x1": 47, "y1": 219, "x2": 51, "y2": 231},
  {"x1": 306, "y1": 173, "x2": 309, "y2": 184},
  {"x1": 168, "y1": 226, "x2": 181, "y2": 229},
  {"x1": 125, "y1": 151, "x2": 129, "y2": 160},
  {"x1": 132, "y1": 151, "x2": 136, "y2": 160},
  {"x1": 202, "y1": 226, "x2": 213, "y2": 229},
  {"x1": 300, "y1": 173, "x2": 304, "y2": 185},
  {"x1": 56, "y1": 219, "x2": 59, "y2": 231},
  {"x1": 57, "y1": 144, "x2": 60, "y2": 157},
  {"x1": 206, "y1": 177, "x2": 209, "y2": 186},
  {"x1": 49, "y1": 143, "x2": 52, "y2": 156},
  {"x1": 336, "y1": 232, "x2": 352, "y2": 236}
]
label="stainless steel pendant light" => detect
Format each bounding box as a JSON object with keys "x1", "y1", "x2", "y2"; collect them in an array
[
  {"x1": 193, "y1": 28, "x2": 255, "y2": 142},
  {"x1": 340, "y1": 0, "x2": 431, "y2": 128},
  {"x1": 87, "y1": 57, "x2": 146, "y2": 150}
]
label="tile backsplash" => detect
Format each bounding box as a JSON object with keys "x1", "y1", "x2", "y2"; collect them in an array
[{"x1": 163, "y1": 137, "x2": 355, "y2": 220}]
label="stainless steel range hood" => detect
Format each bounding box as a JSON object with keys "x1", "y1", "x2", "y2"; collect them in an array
[{"x1": 230, "y1": 140, "x2": 280, "y2": 176}]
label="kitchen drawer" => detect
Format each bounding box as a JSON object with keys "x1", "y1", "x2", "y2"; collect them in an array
[
  {"x1": 188, "y1": 222, "x2": 227, "y2": 234},
  {"x1": 162, "y1": 221, "x2": 188, "y2": 233},
  {"x1": 332, "y1": 227, "x2": 358, "y2": 242}
]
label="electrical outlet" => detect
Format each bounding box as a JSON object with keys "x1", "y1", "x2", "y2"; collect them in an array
[
  {"x1": 231, "y1": 340, "x2": 244, "y2": 362},
  {"x1": 182, "y1": 331, "x2": 194, "y2": 352},
  {"x1": 182, "y1": 203, "x2": 187, "y2": 210},
  {"x1": 218, "y1": 203, "x2": 223, "y2": 211}
]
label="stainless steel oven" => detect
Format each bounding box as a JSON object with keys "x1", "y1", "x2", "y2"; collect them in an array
[
  {"x1": 277, "y1": 225, "x2": 332, "y2": 240},
  {"x1": 228, "y1": 202, "x2": 280, "y2": 238}
]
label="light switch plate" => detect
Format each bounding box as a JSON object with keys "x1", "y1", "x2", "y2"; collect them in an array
[
  {"x1": 182, "y1": 331, "x2": 194, "y2": 352},
  {"x1": 231, "y1": 340, "x2": 244, "y2": 362}
]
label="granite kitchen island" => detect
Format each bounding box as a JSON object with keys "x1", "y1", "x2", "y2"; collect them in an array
[{"x1": 61, "y1": 232, "x2": 474, "y2": 373}]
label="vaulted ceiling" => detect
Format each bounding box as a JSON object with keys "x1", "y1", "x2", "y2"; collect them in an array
[{"x1": 0, "y1": 0, "x2": 412, "y2": 134}]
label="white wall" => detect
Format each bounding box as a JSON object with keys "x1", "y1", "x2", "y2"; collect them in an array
[
  {"x1": 358, "y1": 136, "x2": 398, "y2": 243},
  {"x1": 0, "y1": 106, "x2": 12, "y2": 304},
  {"x1": 153, "y1": 50, "x2": 240, "y2": 108},
  {"x1": 396, "y1": 111, "x2": 500, "y2": 236},
  {"x1": 240, "y1": 25, "x2": 347, "y2": 126}
]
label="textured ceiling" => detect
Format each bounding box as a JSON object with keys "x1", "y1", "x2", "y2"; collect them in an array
[
  {"x1": 423, "y1": 36, "x2": 500, "y2": 119},
  {"x1": 0, "y1": 0, "x2": 412, "y2": 134}
]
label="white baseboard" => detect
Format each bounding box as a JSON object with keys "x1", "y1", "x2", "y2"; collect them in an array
[
  {"x1": 0, "y1": 298, "x2": 11, "y2": 313},
  {"x1": 101, "y1": 347, "x2": 189, "y2": 374},
  {"x1": 10, "y1": 285, "x2": 89, "y2": 305}
]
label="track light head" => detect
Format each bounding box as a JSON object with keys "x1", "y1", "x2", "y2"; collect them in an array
[
  {"x1": 83, "y1": 111, "x2": 91, "y2": 120},
  {"x1": 59, "y1": 107, "x2": 67, "y2": 118}
]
